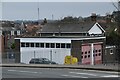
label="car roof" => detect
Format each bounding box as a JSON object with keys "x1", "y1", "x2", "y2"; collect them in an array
[{"x1": 31, "y1": 58, "x2": 48, "y2": 60}]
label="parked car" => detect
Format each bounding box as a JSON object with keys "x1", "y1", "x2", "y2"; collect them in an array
[{"x1": 29, "y1": 58, "x2": 57, "y2": 64}]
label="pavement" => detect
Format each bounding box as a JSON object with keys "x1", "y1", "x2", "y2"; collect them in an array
[{"x1": 0, "y1": 63, "x2": 119, "y2": 72}]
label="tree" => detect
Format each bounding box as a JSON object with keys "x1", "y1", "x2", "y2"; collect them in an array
[
  {"x1": 106, "y1": 29, "x2": 120, "y2": 44},
  {"x1": 61, "y1": 16, "x2": 79, "y2": 23},
  {"x1": 41, "y1": 18, "x2": 47, "y2": 25},
  {"x1": 11, "y1": 43, "x2": 15, "y2": 49}
]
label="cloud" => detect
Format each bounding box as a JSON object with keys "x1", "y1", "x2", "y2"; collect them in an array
[
  {"x1": 1, "y1": 0, "x2": 118, "y2": 2},
  {"x1": 2, "y1": 2, "x2": 115, "y2": 20}
]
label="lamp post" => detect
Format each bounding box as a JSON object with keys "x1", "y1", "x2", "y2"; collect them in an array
[
  {"x1": 34, "y1": 51, "x2": 35, "y2": 58},
  {"x1": 50, "y1": 50, "x2": 52, "y2": 62},
  {"x1": 33, "y1": 51, "x2": 36, "y2": 64}
]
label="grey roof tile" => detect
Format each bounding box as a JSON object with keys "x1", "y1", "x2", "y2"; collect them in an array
[{"x1": 40, "y1": 22, "x2": 96, "y2": 33}]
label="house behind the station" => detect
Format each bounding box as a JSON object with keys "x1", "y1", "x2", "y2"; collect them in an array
[
  {"x1": 37, "y1": 21, "x2": 106, "y2": 37},
  {"x1": 0, "y1": 21, "x2": 22, "y2": 60}
]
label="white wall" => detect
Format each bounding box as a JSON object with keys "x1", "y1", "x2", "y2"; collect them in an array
[
  {"x1": 20, "y1": 38, "x2": 71, "y2": 64},
  {"x1": 21, "y1": 48, "x2": 71, "y2": 64},
  {"x1": 88, "y1": 23, "x2": 102, "y2": 35},
  {"x1": 20, "y1": 38, "x2": 71, "y2": 43}
]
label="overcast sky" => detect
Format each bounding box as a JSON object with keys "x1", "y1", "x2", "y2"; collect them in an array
[{"x1": 2, "y1": 2, "x2": 117, "y2": 20}]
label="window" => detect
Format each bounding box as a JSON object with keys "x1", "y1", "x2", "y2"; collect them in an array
[
  {"x1": 82, "y1": 52, "x2": 83, "y2": 55},
  {"x1": 88, "y1": 51, "x2": 90, "y2": 54},
  {"x1": 31, "y1": 43, "x2": 34, "y2": 47},
  {"x1": 93, "y1": 54, "x2": 95, "y2": 57},
  {"x1": 36, "y1": 43, "x2": 39, "y2": 47},
  {"x1": 56, "y1": 43, "x2": 60, "y2": 48},
  {"x1": 96, "y1": 54, "x2": 97, "y2": 56},
  {"x1": 14, "y1": 31, "x2": 17, "y2": 35},
  {"x1": 99, "y1": 49, "x2": 101, "y2": 52},
  {"x1": 21, "y1": 42, "x2": 71, "y2": 49},
  {"x1": 61, "y1": 43, "x2": 65, "y2": 48},
  {"x1": 88, "y1": 55, "x2": 90, "y2": 58},
  {"x1": 17, "y1": 31, "x2": 20, "y2": 35},
  {"x1": 40, "y1": 43, "x2": 44, "y2": 48},
  {"x1": 99, "y1": 53, "x2": 101, "y2": 56},
  {"x1": 26, "y1": 43, "x2": 29, "y2": 47},
  {"x1": 96, "y1": 50, "x2": 98, "y2": 53},
  {"x1": 81, "y1": 56, "x2": 83, "y2": 59},
  {"x1": 66, "y1": 43, "x2": 71, "y2": 48},
  {"x1": 21, "y1": 43, "x2": 25, "y2": 47},
  {"x1": 85, "y1": 51, "x2": 87, "y2": 54},
  {"x1": 51, "y1": 43, "x2": 55, "y2": 48},
  {"x1": 110, "y1": 49, "x2": 113, "y2": 53},
  {"x1": 46, "y1": 43, "x2": 50, "y2": 48},
  {"x1": 35, "y1": 59, "x2": 39, "y2": 62},
  {"x1": 84, "y1": 55, "x2": 87, "y2": 58},
  {"x1": 110, "y1": 49, "x2": 113, "y2": 54}
]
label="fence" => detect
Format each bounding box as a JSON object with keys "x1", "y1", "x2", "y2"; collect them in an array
[{"x1": 2, "y1": 52, "x2": 20, "y2": 63}]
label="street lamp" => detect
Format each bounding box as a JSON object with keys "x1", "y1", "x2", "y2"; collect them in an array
[
  {"x1": 34, "y1": 51, "x2": 35, "y2": 58},
  {"x1": 50, "y1": 50, "x2": 52, "y2": 62}
]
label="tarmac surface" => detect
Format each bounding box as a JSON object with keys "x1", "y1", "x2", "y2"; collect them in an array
[
  {"x1": 1, "y1": 63, "x2": 119, "y2": 80},
  {"x1": 2, "y1": 67, "x2": 119, "y2": 78},
  {"x1": 0, "y1": 63, "x2": 119, "y2": 72}
]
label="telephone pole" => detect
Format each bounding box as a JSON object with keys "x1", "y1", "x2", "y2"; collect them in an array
[
  {"x1": 37, "y1": 0, "x2": 40, "y2": 21},
  {"x1": 37, "y1": 1, "x2": 42, "y2": 37}
]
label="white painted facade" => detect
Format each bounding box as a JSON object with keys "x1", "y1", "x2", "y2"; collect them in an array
[
  {"x1": 19, "y1": 38, "x2": 71, "y2": 64},
  {"x1": 21, "y1": 48, "x2": 71, "y2": 64},
  {"x1": 88, "y1": 22, "x2": 105, "y2": 35}
]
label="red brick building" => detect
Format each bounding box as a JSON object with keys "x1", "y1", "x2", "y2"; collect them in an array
[{"x1": 0, "y1": 35, "x2": 4, "y2": 54}]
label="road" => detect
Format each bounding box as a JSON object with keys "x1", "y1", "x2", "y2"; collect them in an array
[{"x1": 2, "y1": 67, "x2": 119, "y2": 79}]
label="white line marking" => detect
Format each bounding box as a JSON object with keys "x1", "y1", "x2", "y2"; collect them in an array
[
  {"x1": 61, "y1": 75, "x2": 88, "y2": 78},
  {"x1": 70, "y1": 72, "x2": 97, "y2": 76},
  {"x1": 8, "y1": 70, "x2": 40, "y2": 74},
  {"x1": 102, "y1": 75, "x2": 119, "y2": 77},
  {"x1": 8, "y1": 70, "x2": 17, "y2": 72},
  {"x1": 19, "y1": 71, "x2": 38, "y2": 73},
  {"x1": 82, "y1": 70, "x2": 118, "y2": 74}
]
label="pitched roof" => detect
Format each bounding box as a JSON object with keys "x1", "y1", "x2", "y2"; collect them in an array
[
  {"x1": 97, "y1": 22, "x2": 108, "y2": 30},
  {"x1": 40, "y1": 22, "x2": 96, "y2": 33},
  {"x1": 0, "y1": 26, "x2": 17, "y2": 31}
]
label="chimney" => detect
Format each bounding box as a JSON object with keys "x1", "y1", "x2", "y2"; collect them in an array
[{"x1": 91, "y1": 13, "x2": 97, "y2": 22}]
